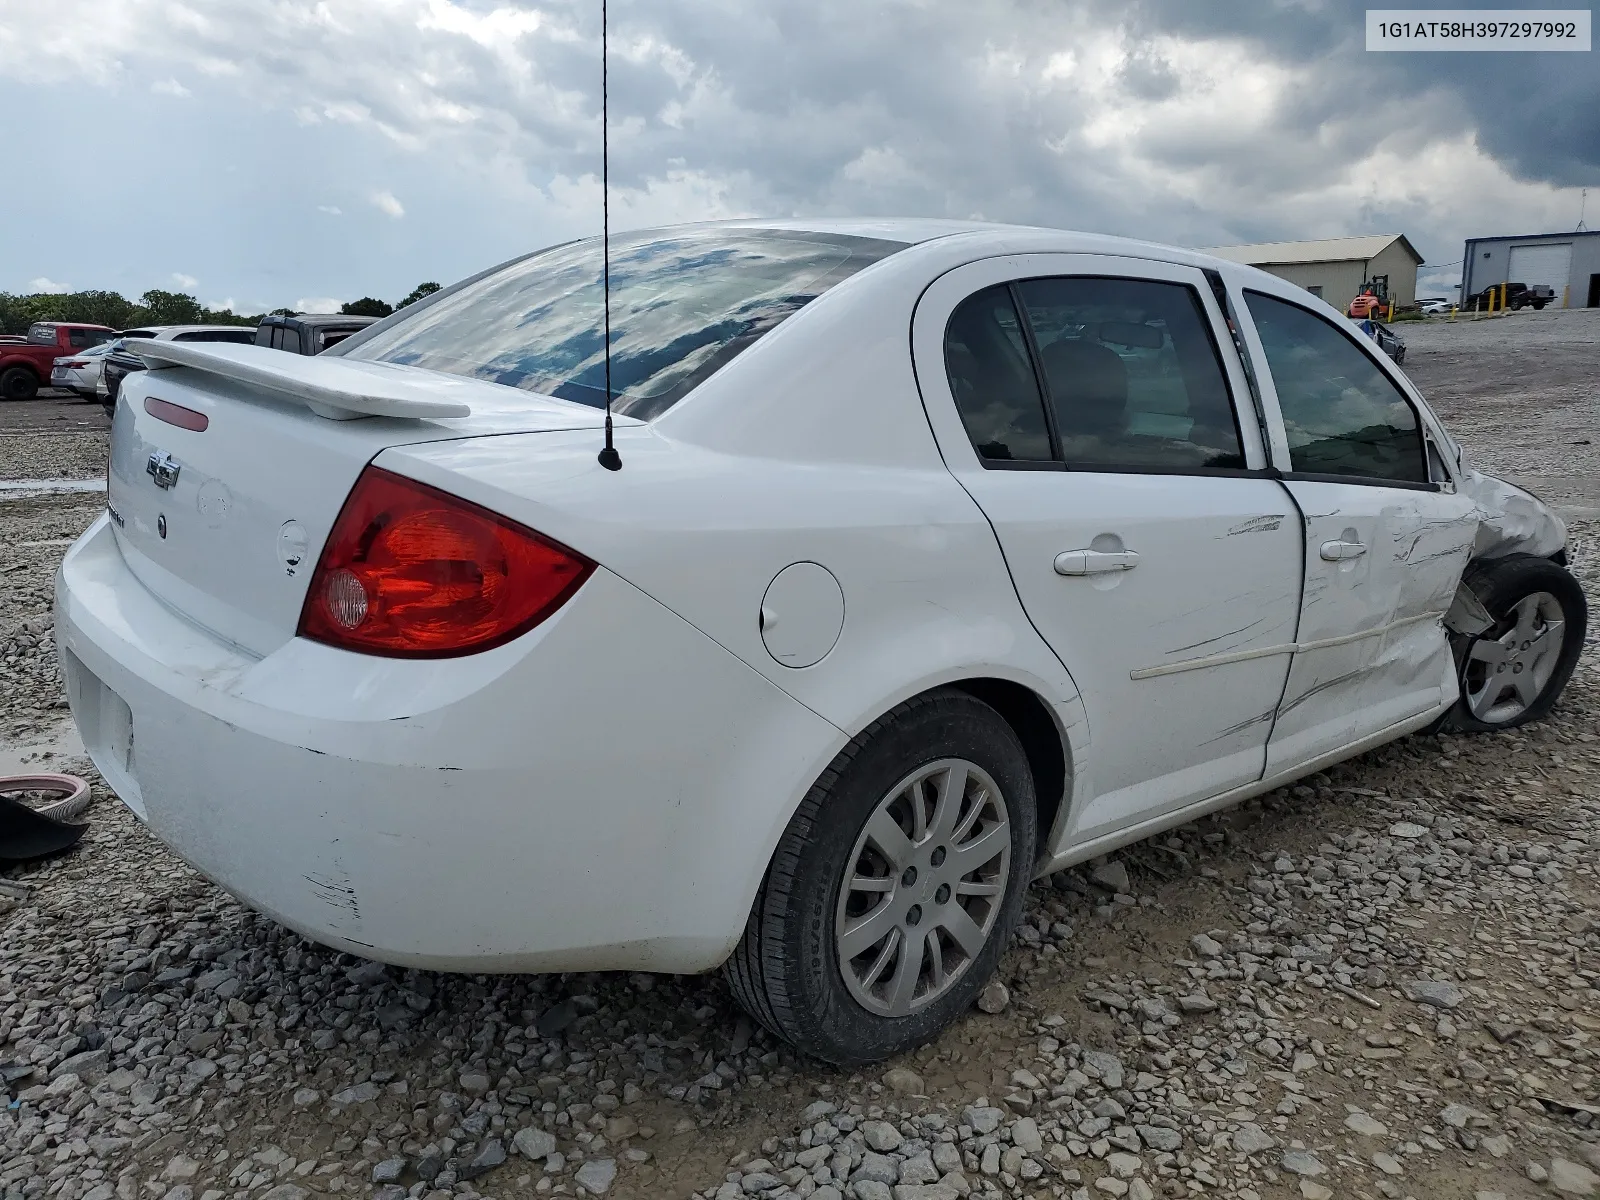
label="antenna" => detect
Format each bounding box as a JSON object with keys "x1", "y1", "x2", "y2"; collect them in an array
[
  {"x1": 596, "y1": 0, "x2": 622, "y2": 472},
  {"x1": 1579, "y1": 187, "x2": 1589, "y2": 233}
]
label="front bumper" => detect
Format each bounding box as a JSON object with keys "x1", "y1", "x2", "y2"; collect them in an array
[{"x1": 57, "y1": 515, "x2": 841, "y2": 972}]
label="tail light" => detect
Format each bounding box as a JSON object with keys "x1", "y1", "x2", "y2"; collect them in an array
[{"x1": 298, "y1": 467, "x2": 595, "y2": 657}]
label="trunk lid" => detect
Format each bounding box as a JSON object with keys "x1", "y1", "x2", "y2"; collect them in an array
[{"x1": 108, "y1": 348, "x2": 619, "y2": 657}]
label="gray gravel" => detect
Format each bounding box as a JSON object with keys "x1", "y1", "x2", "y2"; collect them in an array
[{"x1": 4, "y1": 322, "x2": 1600, "y2": 1200}]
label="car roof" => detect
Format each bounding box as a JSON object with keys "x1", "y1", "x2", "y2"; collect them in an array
[
  {"x1": 615, "y1": 217, "x2": 1309, "y2": 280},
  {"x1": 137, "y1": 325, "x2": 257, "y2": 338}
]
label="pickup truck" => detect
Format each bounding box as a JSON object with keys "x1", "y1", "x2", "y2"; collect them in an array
[
  {"x1": 1467, "y1": 282, "x2": 1555, "y2": 311},
  {"x1": 1, "y1": 322, "x2": 118, "y2": 399}
]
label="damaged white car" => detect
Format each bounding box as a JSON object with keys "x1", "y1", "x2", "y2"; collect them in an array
[{"x1": 56, "y1": 220, "x2": 1586, "y2": 1065}]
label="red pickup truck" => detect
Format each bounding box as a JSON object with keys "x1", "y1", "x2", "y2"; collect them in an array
[{"x1": 1, "y1": 322, "x2": 118, "y2": 399}]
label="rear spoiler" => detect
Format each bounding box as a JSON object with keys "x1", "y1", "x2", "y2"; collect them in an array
[{"x1": 126, "y1": 340, "x2": 472, "y2": 421}]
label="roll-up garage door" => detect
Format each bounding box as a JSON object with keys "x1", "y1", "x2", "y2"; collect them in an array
[{"x1": 1508, "y1": 242, "x2": 1573, "y2": 296}]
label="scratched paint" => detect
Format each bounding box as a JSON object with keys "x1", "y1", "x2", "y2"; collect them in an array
[{"x1": 1225, "y1": 514, "x2": 1286, "y2": 536}]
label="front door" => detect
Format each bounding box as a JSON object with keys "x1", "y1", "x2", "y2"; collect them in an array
[
  {"x1": 1235, "y1": 287, "x2": 1477, "y2": 773},
  {"x1": 912, "y1": 255, "x2": 1304, "y2": 844}
]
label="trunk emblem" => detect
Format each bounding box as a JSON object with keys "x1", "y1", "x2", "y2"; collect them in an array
[
  {"x1": 146, "y1": 452, "x2": 181, "y2": 490},
  {"x1": 158, "y1": 514, "x2": 168, "y2": 539}
]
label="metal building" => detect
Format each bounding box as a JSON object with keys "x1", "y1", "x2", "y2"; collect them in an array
[
  {"x1": 1461, "y1": 230, "x2": 1600, "y2": 308},
  {"x1": 1203, "y1": 234, "x2": 1422, "y2": 310}
]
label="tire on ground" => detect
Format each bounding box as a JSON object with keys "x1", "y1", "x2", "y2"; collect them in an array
[
  {"x1": 0, "y1": 366, "x2": 39, "y2": 401},
  {"x1": 1441, "y1": 553, "x2": 1587, "y2": 733},
  {"x1": 725, "y1": 688, "x2": 1037, "y2": 1066}
]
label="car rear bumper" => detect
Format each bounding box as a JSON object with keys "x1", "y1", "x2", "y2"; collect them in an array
[{"x1": 56, "y1": 514, "x2": 841, "y2": 973}]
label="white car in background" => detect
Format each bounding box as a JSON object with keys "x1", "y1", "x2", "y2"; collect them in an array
[
  {"x1": 51, "y1": 340, "x2": 118, "y2": 400},
  {"x1": 56, "y1": 220, "x2": 1586, "y2": 1064},
  {"x1": 1420, "y1": 298, "x2": 1454, "y2": 315}
]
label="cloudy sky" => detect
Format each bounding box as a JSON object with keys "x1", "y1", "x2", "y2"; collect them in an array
[{"x1": 2, "y1": 0, "x2": 1595, "y2": 311}]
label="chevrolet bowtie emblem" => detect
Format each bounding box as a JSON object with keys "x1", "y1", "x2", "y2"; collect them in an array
[{"x1": 146, "y1": 452, "x2": 181, "y2": 490}]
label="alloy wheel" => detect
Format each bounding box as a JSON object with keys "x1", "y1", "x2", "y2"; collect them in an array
[
  {"x1": 834, "y1": 758, "x2": 1011, "y2": 1017},
  {"x1": 1463, "y1": 591, "x2": 1566, "y2": 725}
]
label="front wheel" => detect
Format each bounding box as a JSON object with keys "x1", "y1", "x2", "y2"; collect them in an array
[
  {"x1": 1442, "y1": 555, "x2": 1587, "y2": 733},
  {"x1": 725, "y1": 689, "x2": 1036, "y2": 1065}
]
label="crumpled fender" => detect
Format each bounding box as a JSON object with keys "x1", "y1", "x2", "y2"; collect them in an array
[{"x1": 1458, "y1": 467, "x2": 1567, "y2": 561}]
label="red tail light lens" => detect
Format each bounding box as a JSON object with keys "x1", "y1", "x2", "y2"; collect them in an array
[{"x1": 298, "y1": 467, "x2": 595, "y2": 657}]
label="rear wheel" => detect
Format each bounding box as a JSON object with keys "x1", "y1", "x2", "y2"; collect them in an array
[
  {"x1": 1442, "y1": 555, "x2": 1586, "y2": 732},
  {"x1": 1, "y1": 367, "x2": 39, "y2": 401},
  {"x1": 725, "y1": 689, "x2": 1036, "y2": 1065}
]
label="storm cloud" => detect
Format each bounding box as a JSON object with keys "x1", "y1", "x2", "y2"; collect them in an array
[{"x1": 1, "y1": 0, "x2": 1594, "y2": 306}]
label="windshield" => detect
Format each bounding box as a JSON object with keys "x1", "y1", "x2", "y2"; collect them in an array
[{"x1": 345, "y1": 228, "x2": 904, "y2": 420}]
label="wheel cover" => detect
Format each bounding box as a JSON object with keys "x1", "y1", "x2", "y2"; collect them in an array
[
  {"x1": 1462, "y1": 590, "x2": 1565, "y2": 724},
  {"x1": 834, "y1": 758, "x2": 1011, "y2": 1017}
]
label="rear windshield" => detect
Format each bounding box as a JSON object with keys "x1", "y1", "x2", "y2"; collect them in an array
[
  {"x1": 344, "y1": 228, "x2": 904, "y2": 419},
  {"x1": 174, "y1": 329, "x2": 256, "y2": 343}
]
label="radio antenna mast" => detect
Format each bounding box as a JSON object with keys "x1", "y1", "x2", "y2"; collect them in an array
[{"x1": 596, "y1": 0, "x2": 622, "y2": 471}]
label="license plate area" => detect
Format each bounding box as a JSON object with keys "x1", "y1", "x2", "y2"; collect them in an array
[{"x1": 64, "y1": 648, "x2": 144, "y2": 819}]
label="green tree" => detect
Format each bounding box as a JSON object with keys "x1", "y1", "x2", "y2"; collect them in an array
[
  {"x1": 139, "y1": 289, "x2": 204, "y2": 325},
  {"x1": 397, "y1": 281, "x2": 441, "y2": 309},
  {"x1": 62, "y1": 290, "x2": 140, "y2": 330},
  {"x1": 341, "y1": 296, "x2": 394, "y2": 318}
]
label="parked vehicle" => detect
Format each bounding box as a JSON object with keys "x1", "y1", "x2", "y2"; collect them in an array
[
  {"x1": 58, "y1": 221, "x2": 1585, "y2": 1065},
  {"x1": 1466, "y1": 281, "x2": 1555, "y2": 311},
  {"x1": 1356, "y1": 317, "x2": 1407, "y2": 363},
  {"x1": 2, "y1": 322, "x2": 117, "y2": 399},
  {"x1": 1420, "y1": 299, "x2": 1453, "y2": 315},
  {"x1": 100, "y1": 325, "x2": 257, "y2": 414},
  {"x1": 50, "y1": 341, "x2": 118, "y2": 400},
  {"x1": 256, "y1": 313, "x2": 378, "y2": 354}
]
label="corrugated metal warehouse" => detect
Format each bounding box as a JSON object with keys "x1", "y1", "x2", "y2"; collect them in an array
[
  {"x1": 1461, "y1": 230, "x2": 1600, "y2": 308},
  {"x1": 1203, "y1": 234, "x2": 1422, "y2": 310}
]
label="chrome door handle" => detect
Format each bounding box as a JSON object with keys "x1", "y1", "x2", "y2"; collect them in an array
[
  {"x1": 1055, "y1": 549, "x2": 1141, "y2": 576},
  {"x1": 1319, "y1": 539, "x2": 1367, "y2": 562}
]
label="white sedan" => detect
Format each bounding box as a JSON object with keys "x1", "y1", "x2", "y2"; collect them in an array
[
  {"x1": 50, "y1": 340, "x2": 117, "y2": 400},
  {"x1": 56, "y1": 220, "x2": 1586, "y2": 1064}
]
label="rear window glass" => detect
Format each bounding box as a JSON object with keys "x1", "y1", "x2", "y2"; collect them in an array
[
  {"x1": 344, "y1": 229, "x2": 904, "y2": 420},
  {"x1": 27, "y1": 323, "x2": 58, "y2": 345},
  {"x1": 175, "y1": 329, "x2": 257, "y2": 344}
]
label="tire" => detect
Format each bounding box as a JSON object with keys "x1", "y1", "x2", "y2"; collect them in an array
[
  {"x1": 725, "y1": 689, "x2": 1037, "y2": 1065},
  {"x1": 0, "y1": 366, "x2": 39, "y2": 401},
  {"x1": 1533, "y1": 301, "x2": 1547, "y2": 310},
  {"x1": 1440, "y1": 555, "x2": 1587, "y2": 733}
]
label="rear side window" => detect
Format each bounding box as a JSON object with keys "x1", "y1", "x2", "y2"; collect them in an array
[
  {"x1": 943, "y1": 275, "x2": 1245, "y2": 472},
  {"x1": 345, "y1": 229, "x2": 904, "y2": 420},
  {"x1": 255, "y1": 326, "x2": 273, "y2": 347},
  {"x1": 68, "y1": 328, "x2": 94, "y2": 347},
  {"x1": 944, "y1": 286, "x2": 1053, "y2": 463},
  {"x1": 1015, "y1": 277, "x2": 1244, "y2": 471},
  {"x1": 1244, "y1": 291, "x2": 1426, "y2": 483}
]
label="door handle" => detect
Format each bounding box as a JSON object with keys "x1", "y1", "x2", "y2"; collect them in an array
[
  {"x1": 1055, "y1": 549, "x2": 1141, "y2": 576},
  {"x1": 1319, "y1": 539, "x2": 1367, "y2": 562}
]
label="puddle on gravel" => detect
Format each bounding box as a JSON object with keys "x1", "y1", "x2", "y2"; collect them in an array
[
  {"x1": 0, "y1": 716, "x2": 88, "y2": 776},
  {"x1": 0, "y1": 477, "x2": 106, "y2": 496}
]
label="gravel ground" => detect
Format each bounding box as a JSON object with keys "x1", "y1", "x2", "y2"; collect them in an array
[
  {"x1": 1400, "y1": 307, "x2": 1600, "y2": 518},
  {"x1": 3, "y1": 320, "x2": 1600, "y2": 1200}
]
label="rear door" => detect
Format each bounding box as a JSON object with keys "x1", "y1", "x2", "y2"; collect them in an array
[
  {"x1": 1232, "y1": 286, "x2": 1477, "y2": 773},
  {"x1": 913, "y1": 254, "x2": 1304, "y2": 844}
]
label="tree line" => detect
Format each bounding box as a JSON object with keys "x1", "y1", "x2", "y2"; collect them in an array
[{"x1": 0, "y1": 282, "x2": 443, "y2": 336}]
